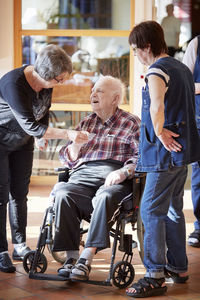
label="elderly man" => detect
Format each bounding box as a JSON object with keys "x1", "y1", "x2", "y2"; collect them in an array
[{"x1": 52, "y1": 75, "x2": 140, "y2": 281}]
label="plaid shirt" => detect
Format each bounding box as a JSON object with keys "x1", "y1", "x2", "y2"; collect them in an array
[{"x1": 59, "y1": 108, "x2": 141, "y2": 169}]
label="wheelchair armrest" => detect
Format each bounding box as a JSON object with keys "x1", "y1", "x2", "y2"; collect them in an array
[
  {"x1": 54, "y1": 167, "x2": 70, "y2": 182},
  {"x1": 132, "y1": 172, "x2": 146, "y2": 207},
  {"x1": 54, "y1": 167, "x2": 69, "y2": 172},
  {"x1": 134, "y1": 172, "x2": 146, "y2": 178}
]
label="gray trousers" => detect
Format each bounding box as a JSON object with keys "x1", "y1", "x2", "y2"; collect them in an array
[{"x1": 52, "y1": 161, "x2": 132, "y2": 252}]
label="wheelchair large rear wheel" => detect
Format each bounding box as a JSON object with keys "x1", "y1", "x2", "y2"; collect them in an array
[
  {"x1": 23, "y1": 250, "x2": 47, "y2": 274},
  {"x1": 47, "y1": 245, "x2": 67, "y2": 264},
  {"x1": 111, "y1": 261, "x2": 135, "y2": 289},
  {"x1": 47, "y1": 222, "x2": 86, "y2": 264}
]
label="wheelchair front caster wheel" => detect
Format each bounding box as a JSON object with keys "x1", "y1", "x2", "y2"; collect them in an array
[
  {"x1": 111, "y1": 261, "x2": 135, "y2": 289},
  {"x1": 23, "y1": 250, "x2": 47, "y2": 274}
]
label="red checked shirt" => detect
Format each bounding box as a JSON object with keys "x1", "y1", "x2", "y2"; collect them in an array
[{"x1": 59, "y1": 108, "x2": 141, "y2": 169}]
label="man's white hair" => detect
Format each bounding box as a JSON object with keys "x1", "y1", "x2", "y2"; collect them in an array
[{"x1": 99, "y1": 75, "x2": 125, "y2": 105}]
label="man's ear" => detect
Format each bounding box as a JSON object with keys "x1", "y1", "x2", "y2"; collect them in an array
[{"x1": 112, "y1": 94, "x2": 120, "y2": 106}]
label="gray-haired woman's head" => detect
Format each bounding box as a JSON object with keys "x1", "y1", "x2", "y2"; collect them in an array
[{"x1": 34, "y1": 44, "x2": 72, "y2": 81}]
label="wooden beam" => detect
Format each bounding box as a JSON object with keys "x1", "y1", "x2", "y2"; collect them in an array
[
  {"x1": 50, "y1": 103, "x2": 130, "y2": 112},
  {"x1": 20, "y1": 29, "x2": 130, "y2": 37},
  {"x1": 14, "y1": 0, "x2": 22, "y2": 68},
  {"x1": 129, "y1": 0, "x2": 135, "y2": 113}
]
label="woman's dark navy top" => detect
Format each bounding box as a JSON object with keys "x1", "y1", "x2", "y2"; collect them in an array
[
  {"x1": 136, "y1": 56, "x2": 200, "y2": 172},
  {"x1": 0, "y1": 66, "x2": 52, "y2": 150},
  {"x1": 193, "y1": 36, "x2": 200, "y2": 129}
]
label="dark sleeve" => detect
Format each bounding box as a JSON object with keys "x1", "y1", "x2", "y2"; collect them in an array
[
  {"x1": 1, "y1": 81, "x2": 48, "y2": 138},
  {"x1": 39, "y1": 111, "x2": 49, "y2": 126}
]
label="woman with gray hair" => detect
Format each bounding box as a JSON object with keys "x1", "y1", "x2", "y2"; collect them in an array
[{"x1": 0, "y1": 44, "x2": 88, "y2": 273}]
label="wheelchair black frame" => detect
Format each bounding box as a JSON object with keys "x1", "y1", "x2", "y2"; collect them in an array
[{"x1": 23, "y1": 171, "x2": 145, "y2": 289}]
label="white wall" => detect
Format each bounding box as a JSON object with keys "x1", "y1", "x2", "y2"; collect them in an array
[
  {"x1": 132, "y1": 0, "x2": 155, "y2": 117},
  {"x1": 112, "y1": 0, "x2": 130, "y2": 30},
  {"x1": 0, "y1": 0, "x2": 14, "y2": 77}
]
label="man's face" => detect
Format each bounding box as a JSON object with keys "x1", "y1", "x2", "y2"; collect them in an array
[{"x1": 90, "y1": 78, "x2": 115, "y2": 114}]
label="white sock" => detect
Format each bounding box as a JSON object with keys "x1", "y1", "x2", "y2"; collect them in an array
[
  {"x1": 14, "y1": 243, "x2": 26, "y2": 250},
  {"x1": 66, "y1": 250, "x2": 79, "y2": 261},
  {"x1": 79, "y1": 248, "x2": 95, "y2": 265}
]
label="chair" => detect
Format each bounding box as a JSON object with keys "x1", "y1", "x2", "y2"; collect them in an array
[{"x1": 23, "y1": 168, "x2": 145, "y2": 289}]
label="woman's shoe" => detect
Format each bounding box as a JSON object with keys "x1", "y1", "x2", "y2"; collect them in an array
[
  {"x1": 164, "y1": 268, "x2": 189, "y2": 283},
  {"x1": 0, "y1": 253, "x2": 16, "y2": 273},
  {"x1": 126, "y1": 277, "x2": 167, "y2": 298},
  {"x1": 12, "y1": 245, "x2": 31, "y2": 261},
  {"x1": 188, "y1": 229, "x2": 200, "y2": 247}
]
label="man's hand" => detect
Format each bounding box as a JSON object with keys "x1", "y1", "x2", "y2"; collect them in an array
[
  {"x1": 67, "y1": 130, "x2": 89, "y2": 144},
  {"x1": 104, "y1": 169, "x2": 127, "y2": 187},
  {"x1": 158, "y1": 128, "x2": 182, "y2": 152}
]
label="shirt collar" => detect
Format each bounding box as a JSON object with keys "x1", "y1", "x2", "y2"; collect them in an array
[{"x1": 96, "y1": 107, "x2": 121, "y2": 126}]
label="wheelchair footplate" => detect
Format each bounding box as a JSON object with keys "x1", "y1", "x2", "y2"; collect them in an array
[
  {"x1": 29, "y1": 271, "x2": 69, "y2": 281},
  {"x1": 28, "y1": 269, "x2": 112, "y2": 286},
  {"x1": 24, "y1": 250, "x2": 135, "y2": 289}
]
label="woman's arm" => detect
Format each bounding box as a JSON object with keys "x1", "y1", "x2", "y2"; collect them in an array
[
  {"x1": 148, "y1": 75, "x2": 182, "y2": 152},
  {"x1": 148, "y1": 75, "x2": 166, "y2": 136},
  {"x1": 43, "y1": 127, "x2": 89, "y2": 144},
  {"x1": 183, "y1": 37, "x2": 200, "y2": 94},
  {"x1": 195, "y1": 83, "x2": 200, "y2": 94}
]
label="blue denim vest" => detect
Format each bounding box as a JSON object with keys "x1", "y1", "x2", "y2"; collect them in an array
[
  {"x1": 193, "y1": 36, "x2": 200, "y2": 129},
  {"x1": 136, "y1": 57, "x2": 200, "y2": 172}
]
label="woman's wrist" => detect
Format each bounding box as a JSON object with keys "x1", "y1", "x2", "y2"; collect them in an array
[{"x1": 65, "y1": 129, "x2": 69, "y2": 140}]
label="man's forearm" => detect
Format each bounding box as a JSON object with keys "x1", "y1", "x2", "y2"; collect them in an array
[{"x1": 122, "y1": 164, "x2": 135, "y2": 179}]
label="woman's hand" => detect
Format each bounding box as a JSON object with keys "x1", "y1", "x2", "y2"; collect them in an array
[
  {"x1": 158, "y1": 128, "x2": 182, "y2": 152},
  {"x1": 67, "y1": 129, "x2": 89, "y2": 144},
  {"x1": 35, "y1": 138, "x2": 48, "y2": 151}
]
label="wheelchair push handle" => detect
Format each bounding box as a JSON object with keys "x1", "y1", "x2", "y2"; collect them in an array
[{"x1": 54, "y1": 167, "x2": 69, "y2": 172}]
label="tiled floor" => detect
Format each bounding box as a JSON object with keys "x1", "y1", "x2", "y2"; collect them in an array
[{"x1": 0, "y1": 180, "x2": 200, "y2": 300}]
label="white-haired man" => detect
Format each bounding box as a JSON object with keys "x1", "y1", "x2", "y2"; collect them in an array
[{"x1": 51, "y1": 76, "x2": 140, "y2": 281}]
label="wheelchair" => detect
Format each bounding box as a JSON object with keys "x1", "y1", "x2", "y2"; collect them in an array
[{"x1": 23, "y1": 168, "x2": 145, "y2": 289}]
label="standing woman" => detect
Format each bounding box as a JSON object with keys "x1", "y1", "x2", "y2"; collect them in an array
[
  {"x1": 0, "y1": 44, "x2": 88, "y2": 273},
  {"x1": 182, "y1": 36, "x2": 200, "y2": 247},
  {"x1": 126, "y1": 21, "x2": 200, "y2": 298}
]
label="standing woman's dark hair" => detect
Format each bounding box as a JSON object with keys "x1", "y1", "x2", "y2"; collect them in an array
[
  {"x1": 34, "y1": 44, "x2": 73, "y2": 81},
  {"x1": 129, "y1": 20, "x2": 168, "y2": 57}
]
